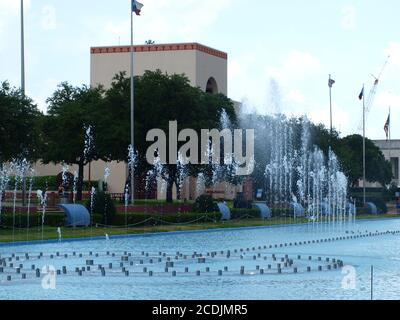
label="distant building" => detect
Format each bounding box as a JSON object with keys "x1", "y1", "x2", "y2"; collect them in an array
[
  {"x1": 90, "y1": 42, "x2": 228, "y2": 95},
  {"x1": 372, "y1": 140, "x2": 400, "y2": 187}
]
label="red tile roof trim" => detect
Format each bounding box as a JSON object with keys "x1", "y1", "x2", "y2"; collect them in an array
[{"x1": 90, "y1": 43, "x2": 227, "y2": 60}]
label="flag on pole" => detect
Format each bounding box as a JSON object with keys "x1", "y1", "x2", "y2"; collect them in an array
[
  {"x1": 328, "y1": 78, "x2": 336, "y2": 88},
  {"x1": 359, "y1": 87, "x2": 364, "y2": 100},
  {"x1": 132, "y1": 0, "x2": 144, "y2": 15},
  {"x1": 384, "y1": 113, "x2": 390, "y2": 141}
]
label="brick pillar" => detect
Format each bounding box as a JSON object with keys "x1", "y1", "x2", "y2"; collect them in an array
[{"x1": 243, "y1": 177, "x2": 254, "y2": 201}]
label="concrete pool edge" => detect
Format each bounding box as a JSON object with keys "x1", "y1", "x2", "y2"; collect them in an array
[{"x1": 1, "y1": 216, "x2": 400, "y2": 248}]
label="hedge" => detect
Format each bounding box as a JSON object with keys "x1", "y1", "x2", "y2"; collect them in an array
[
  {"x1": 0, "y1": 212, "x2": 65, "y2": 228},
  {"x1": 111, "y1": 212, "x2": 222, "y2": 227},
  {"x1": 86, "y1": 191, "x2": 116, "y2": 224},
  {"x1": 193, "y1": 195, "x2": 219, "y2": 213},
  {"x1": 271, "y1": 208, "x2": 295, "y2": 217},
  {"x1": 0, "y1": 211, "x2": 224, "y2": 228},
  {"x1": 6, "y1": 176, "x2": 100, "y2": 192},
  {"x1": 230, "y1": 209, "x2": 261, "y2": 219}
]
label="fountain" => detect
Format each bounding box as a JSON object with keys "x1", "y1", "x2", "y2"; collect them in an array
[
  {"x1": 26, "y1": 168, "x2": 35, "y2": 239},
  {"x1": 0, "y1": 164, "x2": 11, "y2": 226},
  {"x1": 124, "y1": 184, "x2": 129, "y2": 230},
  {"x1": 240, "y1": 114, "x2": 353, "y2": 230},
  {"x1": 72, "y1": 171, "x2": 78, "y2": 204},
  {"x1": 104, "y1": 167, "x2": 111, "y2": 190},
  {"x1": 90, "y1": 186, "x2": 96, "y2": 227},
  {"x1": 103, "y1": 167, "x2": 111, "y2": 225},
  {"x1": 36, "y1": 189, "x2": 47, "y2": 241},
  {"x1": 57, "y1": 227, "x2": 62, "y2": 242},
  {"x1": 127, "y1": 144, "x2": 137, "y2": 202}
]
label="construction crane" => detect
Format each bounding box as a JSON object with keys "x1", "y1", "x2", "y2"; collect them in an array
[{"x1": 358, "y1": 55, "x2": 390, "y2": 132}]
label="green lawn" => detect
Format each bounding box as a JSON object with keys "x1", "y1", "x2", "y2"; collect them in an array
[{"x1": 0, "y1": 214, "x2": 398, "y2": 243}]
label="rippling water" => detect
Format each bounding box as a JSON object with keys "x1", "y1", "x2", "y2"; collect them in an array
[{"x1": 1, "y1": 218, "x2": 399, "y2": 300}]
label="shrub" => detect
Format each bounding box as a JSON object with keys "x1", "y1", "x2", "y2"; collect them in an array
[
  {"x1": 7, "y1": 176, "x2": 57, "y2": 191},
  {"x1": 231, "y1": 209, "x2": 261, "y2": 219},
  {"x1": 233, "y1": 193, "x2": 252, "y2": 209},
  {"x1": 86, "y1": 191, "x2": 116, "y2": 225},
  {"x1": 358, "y1": 199, "x2": 388, "y2": 215},
  {"x1": 82, "y1": 181, "x2": 100, "y2": 191},
  {"x1": 369, "y1": 198, "x2": 388, "y2": 214},
  {"x1": 271, "y1": 208, "x2": 294, "y2": 217},
  {"x1": 193, "y1": 195, "x2": 218, "y2": 213}
]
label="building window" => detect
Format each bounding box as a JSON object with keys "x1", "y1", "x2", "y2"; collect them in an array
[{"x1": 391, "y1": 157, "x2": 399, "y2": 180}]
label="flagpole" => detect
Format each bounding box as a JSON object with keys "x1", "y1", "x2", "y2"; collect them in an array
[
  {"x1": 329, "y1": 74, "x2": 333, "y2": 136},
  {"x1": 362, "y1": 84, "x2": 366, "y2": 205},
  {"x1": 389, "y1": 106, "x2": 391, "y2": 143},
  {"x1": 130, "y1": 6, "x2": 135, "y2": 204},
  {"x1": 21, "y1": 0, "x2": 25, "y2": 94},
  {"x1": 21, "y1": 0, "x2": 27, "y2": 207},
  {"x1": 389, "y1": 106, "x2": 392, "y2": 167}
]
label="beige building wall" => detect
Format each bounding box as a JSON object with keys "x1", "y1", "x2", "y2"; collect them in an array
[
  {"x1": 90, "y1": 43, "x2": 228, "y2": 95},
  {"x1": 360, "y1": 140, "x2": 400, "y2": 188},
  {"x1": 32, "y1": 160, "x2": 127, "y2": 193}
]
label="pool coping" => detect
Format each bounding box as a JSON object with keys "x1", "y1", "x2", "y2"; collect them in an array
[{"x1": 1, "y1": 216, "x2": 399, "y2": 248}]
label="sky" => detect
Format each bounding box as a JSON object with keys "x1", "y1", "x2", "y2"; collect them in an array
[{"x1": 0, "y1": 0, "x2": 399, "y2": 140}]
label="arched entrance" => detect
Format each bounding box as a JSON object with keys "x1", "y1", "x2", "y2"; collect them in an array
[{"x1": 206, "y1": 77, "x2": 218, "y2": 94}]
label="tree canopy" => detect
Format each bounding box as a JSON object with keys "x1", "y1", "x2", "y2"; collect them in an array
[
  {"x1": 0, "y1": 81, "x2": 43, "y2": 163},
  {"x1": 335, "y1": 134, "x2": 392, "y2": 187},
  {"x1": 41, "y1": 82, "x2": 105, "y2": 200}
]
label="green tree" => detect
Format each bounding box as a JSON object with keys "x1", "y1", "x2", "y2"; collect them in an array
[
  {"x1": 336, "y1": 134, "x2": 392, "y2": 187},
  {"x1": 0, "y1": 81, "x2": 43, "y2": 163},
  {"x1": 41, "y1": 83, "x2": 105, "y2": 200}
]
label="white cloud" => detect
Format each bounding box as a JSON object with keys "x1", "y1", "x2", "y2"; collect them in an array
[
  {"x1": 29, "y1": 78, "x2": 60, "y2": 113},
  {"x1": 102, "y1": 0, "x2": 234, "y2": 44},
  {"x1": 0, "y1": 0, "x2": 31, "y2": 47},
  {"x1": 0, "y1": 0, "x2": 31, "y2": 16},
  {"x1": 266, "y1": 50, "x2": 322, "y2": 84},
  {"x1": 308, "y1": 102, "x2": 350, "y2": 133},
  {"x1": 341, "y1": 5, "x2": 356, "y2": 31},
  {"x1": 41, "y1": 5, "x2": 57, "y2": 31},
  {"x1": 286, "y1": 89, "x2": 306, "y2": 105},
  {"x1": 228, "y1": 52, "x2": 268, "y2": 107},
  {"x1": 385, "y1": 42, "x2": 400, "y2": 67},
  {"x1": 228, "y1": 49, "x2": 323, "y2": 116},
  {"x1": 375, "y1": 90, "x2": 400, "y2": 111},
  {"x1": 104, "y1": 20, "x2": 130, "y2": 37}
]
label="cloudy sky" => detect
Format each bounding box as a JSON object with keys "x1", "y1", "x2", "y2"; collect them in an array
[{"x1": 0, "y1": 0, "x2": 399, "y2": 140}]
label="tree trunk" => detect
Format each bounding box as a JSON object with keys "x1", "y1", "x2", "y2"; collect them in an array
[
  {"x1": 166, "y1": 177, "x2": 174, "y2": 203},
  {"x1": 166, "y1": 166, "x2": 177, "y2": 203},
  {"x1": 77, "y1": 158, "x2": 84, "y2": 201}
]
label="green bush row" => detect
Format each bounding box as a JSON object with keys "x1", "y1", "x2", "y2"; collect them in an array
[
  {"x1": 86, "y1": 191, "x2": 116, "y2": 224},
  {"x1": 230, "y1": 209, "x2": 261, "y2": 219},
  {"x1": 111, "y1": 212, "x2": 222, "y2": 227},
  {"x1": 271, "y1": 208, "x2": 295, "y2": 217},
  {"x1": 0, "y1": 211, "x2": 224, "y2": 228},
  {"x1": 0, "y1": 212, "x2": 66, "y2": 228},
  {"x1": 6, "y1": 176, "x2": 99, "y2": 192}
]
